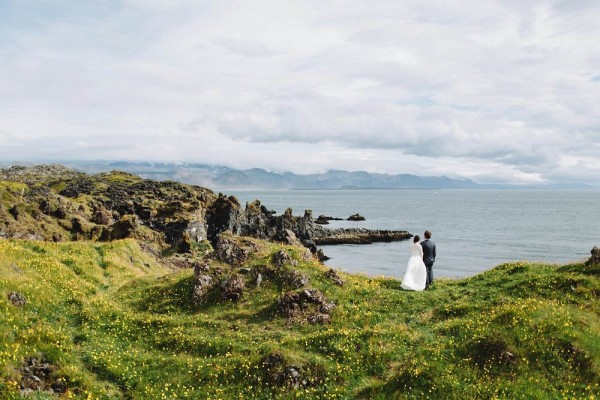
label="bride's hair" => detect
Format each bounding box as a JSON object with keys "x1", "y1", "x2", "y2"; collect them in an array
[{"x1": 413, "y1": 235, "x2": 420, "y2": 243}]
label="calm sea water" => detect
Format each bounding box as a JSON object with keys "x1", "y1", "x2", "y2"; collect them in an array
[{"x1": 228, "y1": 190, "x2": 600, "y2": 279}]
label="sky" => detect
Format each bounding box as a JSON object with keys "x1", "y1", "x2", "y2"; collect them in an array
[{"x1": 0, "y1": 1, "x2": 599, "y2": 185}]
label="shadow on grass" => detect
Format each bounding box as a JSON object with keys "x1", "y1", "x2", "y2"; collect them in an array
[
  {"x1": 127, "y1": 276, "x2": 197, "y2": 314},
  {"x1": 247, "y1": 303, "x2": 279, "y2": 325},
  {"x1": 81, "y1": 356, "x2": 129, "y2": 398},
  {"x1": 355, "y1": 367, "x2": 437, "y2": 400}
]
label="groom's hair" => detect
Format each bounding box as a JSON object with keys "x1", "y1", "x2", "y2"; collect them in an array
[{"x1": 424, "y1": 231, "x2": 432, "y2": 239}]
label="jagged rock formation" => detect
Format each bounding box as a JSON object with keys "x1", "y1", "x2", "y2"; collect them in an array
[
  {"x1": 214, "y1": 232, "x2": 259, "y2": 266},
  {"x1": 0, "y1": 165, "x2": 215, "y2": 252},
  {"x1": 206, "y1": 198, "x2": 410, "y2": 247},
  {"x1": 587, "y1": 246, "x2": 600, "y2": 266}
]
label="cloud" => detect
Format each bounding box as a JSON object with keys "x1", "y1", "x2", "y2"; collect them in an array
[{"x1": 0, "y1": 0, "x2": 599, "y2": 185}]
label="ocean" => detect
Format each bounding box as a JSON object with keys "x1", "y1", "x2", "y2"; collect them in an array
[{"x1": 228, "y1": 189, "x2": 600, "y2": 279}]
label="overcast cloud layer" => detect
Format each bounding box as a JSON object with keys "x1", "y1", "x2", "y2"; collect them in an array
[{"x1": 1, "y1": 0, "x2": 599, "y2": 185}]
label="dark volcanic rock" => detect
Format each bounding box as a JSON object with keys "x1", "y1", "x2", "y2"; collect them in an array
[
  {"x1": 314, "y1": 215, "x2": 329, "y2": 225},
  {"x1": 272, "y1": 249, "x2": 295, "y2": 268},
  {"x1": 316, "y1": 249, "x2": 329, "y2": 262},
  {"x1": 274, "y1": 229, "x2": 303, "y2": 247},
  {"x1": 587, "y1": 246, "x2": 600, "y2": 266},
  {"x1": 325, "y1": 269, "x2": 344, "y2": 286},
  {"x1": 101, "y1": 215, "x2": 139, "y2": 241},
  {"x1": 260, "y1": 353, "x2": 320, "y2": 390},
  {"x1": 8, "y1": 292, "x2": 27, "y2": 307},
  {"x1": 192, "y1": 261, "x2": 214, "y2": 305},
  {"x1": 315, "y1": 215, "x2": 343, "y2": 225},
  {"x1": 18, "y1": 355, "x2": 66, "y2": 395},
  {"x1": 214, "y1": 232, "x2": 257, "y2": 266},
  {"x1": 222, "y1": 274, "x2": 245, "y2": 301},
  {"x1": 285, "y1": 270, "x2": 310, "y2": 289},
  {"x1": 277, "y1": 288, "x2": 335, "y2": 324},
  {"x1": 206, "y1": 194, "x2": 242, "y2": 244},
  {"x1": 347, "y1": 213, "x2": 365, "y2": 221},
  {"x1": 303, "y1": 240, "x2": 317, "y2": 254},
  {"x1": 9, "y1": 204, "x2": 20, "y2": 220},
  {"x1": 91, "y1": 204, "x2": 113, "y2": 225}
]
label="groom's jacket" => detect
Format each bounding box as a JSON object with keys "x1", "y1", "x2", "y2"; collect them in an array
[{"x1": 421, "y1": 240, "x2": 436, "y2": 265}]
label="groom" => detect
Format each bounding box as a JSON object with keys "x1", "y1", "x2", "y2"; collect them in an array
[{"x1": 421, "y1": 230, "x2": 436, "y2": 289}]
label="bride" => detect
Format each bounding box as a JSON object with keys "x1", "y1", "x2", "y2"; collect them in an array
[{"x1": 401, "y1": 235, "x2": 427, "y2": 291}]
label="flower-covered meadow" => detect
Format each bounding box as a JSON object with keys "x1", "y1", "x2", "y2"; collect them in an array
[{"x1": 1, "y1": 238, "x2": 599, "y2": 399}]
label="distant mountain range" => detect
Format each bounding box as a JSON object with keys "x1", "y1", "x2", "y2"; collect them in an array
[
  {"x1": 64, "y1": 161, "x2": 484, "y2": 190},
  {"x1": 1, "y1": 161, "x2": 594, "y2": 190}
]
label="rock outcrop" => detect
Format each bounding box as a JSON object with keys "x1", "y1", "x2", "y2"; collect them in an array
[
  {"x1": 313, "y1": 228, "x2": 411, "y2": 245},
  {"x1": 314, "y1": 215, "x2": 342, "y2": 225},
  {"x1": 8, "y1": 292, "x2": 27, "y2": 307},
  {"x1": 0, "y1": 165, "x2": 214, "y2": 252},
  {"x1": 347, "y1": 213, "x2": 365, "y2": 221},
  {"x1": 277, "y1": 288, "x2": 336, "y2": 324},
  {"x1": 17, "y1": 355, "x2": 68, "y2": 396},
  {"x1": 260, "y1": 353, "x2": 321, "y2": 390},
  {"x1": 587, "y1": 246, "x2": 600, "y2": 266}
]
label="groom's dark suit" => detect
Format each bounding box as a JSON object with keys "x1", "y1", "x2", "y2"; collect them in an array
[{"x1": 421, "y1": 239, "x2": 436, "y2": 289}]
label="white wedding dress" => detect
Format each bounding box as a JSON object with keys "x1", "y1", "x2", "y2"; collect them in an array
[{"x1": 401, "y1": 242, "x2": 427, "y2": 291}]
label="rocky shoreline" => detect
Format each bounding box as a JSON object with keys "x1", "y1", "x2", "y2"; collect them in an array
[{"x1": 0, "y1": 165, "x2": 412, "y2": 257}]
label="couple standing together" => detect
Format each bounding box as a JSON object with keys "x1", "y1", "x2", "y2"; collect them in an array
[{"x1": 401, "y1": 230, "x2": 436, "y2": 291}]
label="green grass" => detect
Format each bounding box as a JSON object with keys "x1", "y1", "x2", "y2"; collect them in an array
[{"x1": 1, "y1": 238, "x2": 598, "y2": 399}]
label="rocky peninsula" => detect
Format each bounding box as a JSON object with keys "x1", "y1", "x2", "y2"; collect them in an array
[{"x1": 0, "y1": 165, "x2": 411, "y2": 255}]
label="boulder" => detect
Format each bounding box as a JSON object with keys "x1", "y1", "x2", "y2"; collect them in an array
[
  {"x1": 316, "y1": 249, "x2": 329, "y2": 262},
  {"x1": 303, "y1": 240, "x2": 317, "y2": 254},
  {"x1": 214, "y1": 233, "x2": 256, "y2": 266},
  {"x1": 277, "y1": 288, "x2": 335, "y2": 324},
  {"x1": 222, "y1": 274, "x2": 245, "y2": 301},
  {"x1": 261, "y1": 353, "x2": 305, "y2": 390},
  {"x1": 285, "y1": 270, "x2": 310, "y2": 289},
  {"x1": 8, "y1": 292, "x2": 26, "y2": 307},
  {"x1": 275, "y1": 229, "x2": 303, "y2": 247},
  {"x1": 192, "y1": 261, "x2": 214, "y2": 305},
  {"x1": 347, "y1": 213, "x2": 365, "y2": 221},
  {"x1": 18, "y1": 355, "x2": 63, "y2": 394},
  {"x1": 325, "y1": 269, "x2": 344, "y2": 286},
  {"x1": 315, "y1": 215, "x2": 329, "y2": 225},
  {"x1": 101, "y1": 215, "x2": 139, "y2": 241},
  {"x1": 315, "y1": 215, "x2": 343, "y2": 225},
  {"x1": 587, "y1": 246, "x2": 600, "y2": 266},
  {"x1": 272, "y1": 249, "x2": 294, "y2": 268},
  {"x1": 91, "y1": 204, "x2": 113, "y2": 225}
]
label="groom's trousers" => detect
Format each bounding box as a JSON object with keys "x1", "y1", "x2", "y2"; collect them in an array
[{"x1": 425, "y1": 262, "x2": 434, "y2": 288}]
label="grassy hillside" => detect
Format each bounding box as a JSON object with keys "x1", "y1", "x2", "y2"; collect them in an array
[{"x1": 1, "y1": 237, "x2": 599, "y2": 399}]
